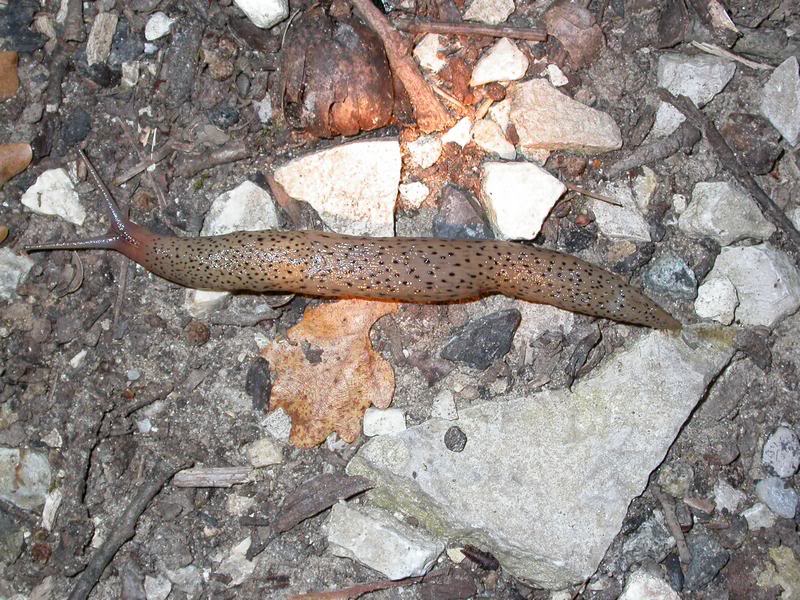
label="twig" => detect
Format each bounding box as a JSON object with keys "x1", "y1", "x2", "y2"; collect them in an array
[
  {"x1": 288, "y1": 575, "x2": 426, "y2": 600},
  {"x1": 174, "y1": 142, "x2": 250, "y2": 178},
  {"x1": 394, "y1": 18, "x2": 547, "y2": 42},
  {"x1": 604, "y1": 120, "x2": 701, "y2": 179},
  {"x1": 690, "y1": 40, "x2": 772, "y2": 71},
  {"x1": 565, "y1": 183, "x2": 623, "y2": 206},
  {"x1": 173, "y1": 466, "x2": 252, "y2": 487},
  {"x1": 281, "y1": 8, "x2": 304, "y2": 51},
  {"x1": 651, "y1": 484, "x2": 692, "y2": 566},
  {"x1": 657, "y1": 89, "x2": 800, "y2": 262},
  {"x1": 430, "y1": 82, "x2": 468, "y2": 111},
  {"x1": 111, "y1": 142, "x2": 175, "y2": 186},
  {"x1": 67, "y1": 460, "x2": 187, "y2": 600},
  {"x1": 117, "y1": 119, "x2": 168, "y2": 209},
  {"x1": 351, "y1": 0, "x2": 453, "y2": 132}
]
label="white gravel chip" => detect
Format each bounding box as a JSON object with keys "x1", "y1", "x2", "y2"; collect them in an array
[
  {"x1": 760, "y1": 56, "x2": 800, "y2": 146},
  {"x1": 22, "y1": 168, "x2": 86, "y2": 226},
  {"x1": 234, "y1": 0, "x2": 288, "y2": 29},
  {"x1": 144, "y1": 12, "x2": 174, "y2": 41},
  {"x1": 762, "y1": 426, "x2": 800, "y2": 477},
  {"x1": 363, "y1": 407, "x2": 407, "y2": 437},
  {"x1": 470, "y1": 38, "x2": 529, "y2": 86}
]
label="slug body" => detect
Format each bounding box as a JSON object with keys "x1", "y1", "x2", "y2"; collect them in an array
[{"x1": 26, "y1": 151, "x2": 680, "y2": 330}]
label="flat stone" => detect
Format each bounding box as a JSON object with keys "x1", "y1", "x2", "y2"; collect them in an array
[
  {"x1": 144, "y1": 575, "x2": 172, "y2": 600},
  {"x1": 245, "y1": 436, "x2": 283, "y2": 467},
  {"x1": 430, "y1": 390, "x2": 458, "y2": 420},
  {"x1": 471, "y1": 119, "x2": 516, "y2": 159},
  {"x1": 347, "y1": 327, "x2": 734, "y2": 588},
  {"x1": 762, "y1": 426, "x2": 800, "y2": 477},
  {"x1": 695, "y1": 276, "x2": 739, "y2": 325},
  {"x1": 760, "y1": 56, "x2": 800, "y2": 146},
  {"x1": 216, "y1": 537, "x2": 255, "y2": 587},
  {"x1": 488, "y1": 98, "x2": 511, "y2": 131},
  {"x1": 714, "y1": 479, "x2": 747, "y2": 514},
  {"x1": 719, "y1": 113, "x2": 784, "y2": 175},
  {"x1": 645, "y1": 254, "x2": 698, "y2": 300},
  {"x1": 86, "y1": 12, "x2": 118, "y2": 66},
  {"x1": 480, "y1": 161, "x2": 566, "y2": 240},
  {"x1": 546, "y1": 63, "x2": 569, "y2": 87},
  {"x1": 413, "y1": 34, "x2": 447, "y2": 73},
  {"x1": 398, "y1": 181, "x2": 430, "y2": 209},
  {"x1": 591, "y1": 180, "x2": 651, "y2": 242},
  {"x1": 433, "y1": 184, "x2": 494, "y2": 240},
  {"x1": 327, "y1": 502, "x2": 444, "y2": 580},
  {"x1": 440, "y1": 308, "x2": 521, "y2": 370},
  {"x1": 653, "y1": 54, "x2": 736, "y2": 137},
  {"x1": 21, "y1": 168, "x2": 86, "y2": 226},
  {"x1": 756, "y1": 477, "x2": 799, "y2": 518},
  {"x1": 144, "y1": 12, "x2": 174, "y2": 41},
  {"x1": 463, "y1": 0, "x2": 514, "y2": 25},
  {"x1": 441, "y1": 117, "x2": 473, "y2": 147},
  {"x1": 0, "y1": 248, "x2": 33, "y2": 301},
  {"x1": 743, "y1": 502, "x2": 776, "y2": 530},
  {"x1": 509, "y1": 79, "x2": 622, "y2": 154},
  {"x1": 407, "y1": 135, "x2": 442, "y2": 169},
  {"x1": 0, "y1": 447, "x2": 52, "y2": 510},
  {"x1": 274, "y1": 139, "x2": 401, "y2": 236},
  {"x1": 679, "y1": 181, "x2": 775, "y2": 246},
  {"x1": 622, "y1": 513, "x2": 676, "y2": 567},
  {"x1": 703, "y1": 244, "x2": 800, "y2": 327},
  {"x1": 470, "y1": 38, "x2": 528, "y2": 86},
  {"x1": 363, "y1": 408, "x2": 407, "y2": 437},
  {"x1": 790, "y1": 207, "x2": 800, "y2": 231},
  {"x1": 684, "y1": 527, "x2": 730, "y2": 590},
  {"x1": 619, "y1": 569, "x2": 680, "y2": 600},
  {"x1": 234, "y1": 0, "x2": 288, "y2": 29}
]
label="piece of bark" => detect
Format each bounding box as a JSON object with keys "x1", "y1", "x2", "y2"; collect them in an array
[
  {"x1": 394, "y1": 19, "x2": 546, "y2": 42},
  {"x1": 172, "y1": 466, "x2": 252, "y2": 488},
  {"x1": 605, "y1": 120, "x2": 701, "y2": 178},
  {"x1": 274, "y1": 473, "x2": 372, "y2": 532}
]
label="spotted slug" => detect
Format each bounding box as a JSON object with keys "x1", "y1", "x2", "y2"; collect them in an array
[{"x1": 25, "y1": 150, "x2": 680, "y2": 330}]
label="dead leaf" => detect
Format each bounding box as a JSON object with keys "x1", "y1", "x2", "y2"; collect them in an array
[
  {"x1": 0, "y1": 143, "x2": 32, "y2": 184},
  {"x1": 0, "y1": 52, "x2": 19, "y2": 100},
  {"x1": 0, "y1": 226, "x2": 8, "y2": 245},
  {"x1": 262, "y1": 299, "x2": 398, "y2": 447}
]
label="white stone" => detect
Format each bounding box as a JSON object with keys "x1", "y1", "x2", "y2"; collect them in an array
[
  {"x1": 704, "y1": 244, "x2": 800, "y2": 327},
  {"x1": 441, "y1": 117, "x2": 473, "y2": 147},
  {"x1": 446, "y1": 547, "x2": 465, "y2": 563},
  {"x1": 633, "y1": 166, "x2": 659, "y2": 211},
  {"x1": 789, "y1": 207, "x2": 800, "y2": 231},
  {"x1": 253, "y1": 96, "x2": 273, "y2": 124},
  {"x1": 480, "y1": 161, "x2": 566, "y2": 240},
  {"x1": 471, "y1": 119, "x2": 516, "y2": 159},
  {"x1": 164, "y1": 565, "x2": 203, "y2": 597},
  {"x1": 22, "y1": 168, "x2": 85, "y2": 226},
  {"x1": 619, "y1": 570, "x2": 680, "y2": 600},
  {"x1": 0, "y1": 248, "x2": 33, "y2": 301},
  {"x1": 463, "y1": 0, "x2": 515, "y2": 25},
  {"x1": 0, "y1": 448, "x2": 52, "y2": 510},
  {"x1": 363, "y1": 408, "x2": 407, "y2": 437},
  {"x1": 762, "y1": 426, "x2": 800, "y2": 477},
  {"x1": 327, "y1": 502, "x2": 444, "y2": 580},
  {"x1": 679, "y1": 181, "x2": 775, "y2": 245},
  {"x1": 756, "y1": 477, "x2": 798, "y2": 518},
  {"x1": 144, "y1": 11, "x2": 174, "y2": 41},
  {"x1": 742, "y1": 502, "x2": 776, "y2": 530},
  {"x1": 185, "y1": 289, "x2": 229, "y2": 318},
  {"x1": 69, "y1": 349, "x2": 87, "y2": 369},
  {"x1": 546, "y1": 64, "x2": 569, "y2": 87},
  {"x1": 592, "y1": 179, "x2": 651, "y2": 242},
  {"x1": 714, "y1": 479, "x2": 747, "y2": 514},
  {"x1": 510, "y1": 79, "x2": 622, "y2": 154},
  {"x1": 672, "y1": 194, "x2": 688, "y2": 214},
  {"x1": 695, "y1": 276, "x2": 738, "y2": 325},
  {"x1": 245, "y1": 436, "x2": 283, "y2": 467},
  {"x1": 274, "y1": 139, "x2": 401, "y2": 237},
  {"x1": 760, "y1": 56, "x2": 800, "y2": 146},
  {"x1": 234, "y1": 0, "x2": 289, "y2": 29},
  {"x1": 348, "y1": 327, "x2": 734, "y2": 588},
  {"x1": 216, "y1": 537, "x2": 255, "y2": 586},
  {"x1": 41, "y1": 488, "x2": 62, "y2": 531},
  {"x1": 121, "y1": 61, "x2": 139, "y2": 87},
  {"x1": 86, "y1": 12, "x2": 118, "y2": 66},
  {"x1": 488, "y1": 98, "x2": 511, "y2": 131},
  {"x1": 406, "y1": 135, "x2": 442, "y2": 169},
  {"x1": 413, "y1": 34, "x2": 447, "y2": 73},
  {"x1": 431, "y1": 390, "x2": 458, "y2": 420},
  {"x1": 398, "y1": 181, "x2": 430, "y2": 209},
  {"x1": 144, "y1": 575, "x2": 172, "y2": 600},
  {"x1": 653, "y1": 54, "x2": 736, "y2": 136},
  {"x1": 263, "y1": 407, "x2": 293, "y2": 441},
  {"x1": 470, "y1": 38, "x2": 529, "y2": 86}
]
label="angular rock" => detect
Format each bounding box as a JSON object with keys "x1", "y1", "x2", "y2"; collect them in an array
[
  {"x1": 653, "y1": 54, "x2": 736, "y2": 137},
  {"x1": 441, "y1": 117, "x2": 473, "y2": 147},
  {"x1": 622, "y1": 513, "x2": 676, "y2": 567},
  {"x1": 0, "y1": 447, "x2": 51, "y2": 510},
  {"x1": 488, "y1": 98, "x2": 511, "y2": 131},
  {"x1": 245, "y1": 436, "x2": 283, "y2": 467},
  {"x1": 760, "y1": 56, "x2": 800, "y2": 146},
  {"x1": 695, "y1": 276, "x2": 738, "y2": 325},
  {"x1": 703, "y1": 244, "x2": 800, "y2": 327},
  {"x1": 619, "y1": 569, "x2": 680, "y2": 600},
  {"x1": 348, "y1": 328, "x2": 734, "y2": 588},
  {"x1": 463, "y1": 0, "x2": 514, "y2": 25},
  {"x1": 433, "y1": 184, "x2": 494, "y2": 241},
  {"x1": 756, "y1": 477, "x2": 798, "y2": 518},
  {"x1": 762, "y1": 426, "x2": 800, "y2": 477},
  {"x1": 274, "y1": 139, "x2": 401, "y2": 236},
  {"x1": 645, "y1": 254, "x2": 697, "y2": 300},
  {"x1": 327, "y1": 502, "x2": 444, "y2": 580},
  {"x1": 719, "y1": 113, "x2": 784, "y2": 175},
  {"x1": 430, "y1": 390, "x2": 458, "y2": 420},
  {"x1": 684, "y1": 527, "x2": 730, "y2": 590},
  {"x1": 441, "y1": 308, "x2": 521, "y2": 370},
  {"x1": 413, "y1": 34, "x2": 447, "y2": 73},
  {"x1": 145, "y1": 12, "x2": 175, "y2": 41},
  {"x1": 234, "y1": 0, "x2": 288, "y2": 29},
  {"x1": 86, "y1": 12, "x2": 118, "y2": 66},
  {"x1": 480, "y1": 161, "x2": 566, "y2": 240},
  {"x1": 0, "y1": 512, "x2": 24, "y2": 566},
  {"x1": 406, "y1": 135, "x2": 442, "y2": 169},
  {"x1": 398, "y1": 181, "x2": 429, "y2": 209},
  {"x1": 591, "y1": 180, "x2": 650, "y2": 242},
  {"x1": 509, "y1": 79, "x2": 622, "y2": 154},
  {"x1": 742, "y1": 502, "x2": 776, "y2": 530},
  {"x1": 363, "y1": 408, "x2": 407, "y2": 437},
  {"x1": 678, "y1": 181, "x2": 775, "y2": 246},
  {"x1": 714, "y1": 479, "x2": 747, "y2": 514},
  {"x1": 0, "y1": 248, "x2": 33, "y2": 301},
  {"x1": 21, "y1": 168, "x2": 85, "y2": 226},
  {"x1": 216, "y1": 537, "x2": 255, "y2": 586},
  {"x1": 470, "y1": 38, "x2": 528, "y2": 86},
  {"x1": 546, "y1": 64, "x2": 569, "y2": 87},
  {"x1": 790, "y1": 207, "x2": 800, "y2": 231},
  {"x1": 471, "y1": 119, "x2": 516, "y2": 159}
]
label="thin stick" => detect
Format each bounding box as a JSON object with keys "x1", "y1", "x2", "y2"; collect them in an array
[
  {"x1": 565, "y1": 183, "x2": 623, "y2": 207},
  {"x1": 288, "y1": 575, "x2": 426, "y2": 600},
  {"x1": 690, "y1": 41, "x2": 772, "y2": 71},
  {"x1": 111, "y1": 142, "x2": 175, "y2": 186},
  {"x1": 394, "y1": 18, "x2": 547, "y2": 42},
  {"x1": 604, "y1": 120, "x2": 700, "y2": 179},
  {"x1": 430, "y1": 82, "x2": 468, "y2": 111},
  {"x1": 652, "y1": 484, "x2": 692, "y2": 566}
]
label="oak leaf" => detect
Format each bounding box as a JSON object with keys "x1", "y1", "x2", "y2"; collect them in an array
[
  {"x1": 0, "y1": 143, "x2": 32, "y2": 184},
  {"x1": 262, "y1": 299, "x2": 398, "y2": 447}
]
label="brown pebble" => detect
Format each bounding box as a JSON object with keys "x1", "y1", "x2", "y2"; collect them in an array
[
  {"x1": 483, "y1": 82, "x2": 506, "y2": 102},
  {"x1": 184, "y1": 319, "x2": 210, "y2": 346},
  {"x1": 575, "y1": 213, "x2": 593, "y2": 227}
]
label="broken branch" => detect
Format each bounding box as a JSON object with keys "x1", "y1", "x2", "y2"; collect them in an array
[{"x1": 394, "y1": 18, "x2": 547, "y2": 42}]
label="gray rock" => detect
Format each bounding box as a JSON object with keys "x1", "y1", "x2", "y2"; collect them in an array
[
  {"x1": 742, "y1": 502, "x2": 776, "y2": 530},
  {"x1": 755, "y1": 477, "x2": 798, "y2": 518},
  {"x1": 619, "y1": 569, "x2": 680, "y2": 600},
  {"x1": 441, "y1": 309, "x2": 521, "y2": 370},
  {"x1": 762, "y1": 426, "x2": 800, "y2": 477},
  {"x1": 463, "y1": 0, "x2": 514, "y2": 25},
  {"x1": 658, "y1": 461, "x2": 695, "y2": 498},
  {"x1": 645, "y1": 255, "x2": 698, "y2": 300},
  {"x1": 760, "y1": 56, "x2": 800, "y2": 146},
  {"x1": 0, "y1": 249, "x2": 33, "y2": 301},
  {"x1": 733, "y1": 27, "x2": 795, "y2": 63},
  {"x1": 622, "y1": 513, "x2": 676, "y2": 567},
  {"x1": 683, "y1": 527, "x2": 730, "y2": 590},
  {"x1": 591, "y1": 178, "x2": 651, "y2": 242},
  {"x1": 0, "y1": 512, "x2": 24, "y2": 566},
  {"x1": 694, "y1": 276, "x2": 738, "y2": 325},
  {"x1": 433, "y1": 185, "x2": 494, "y2": 241},
  {"x1": 347, "y1": 328, "x2": 734, "y2": 588},
  {"x1": 713, "y1": 479, "x2": 746, "y2": 514},
  {"x1": 719, "y1": 113, "x2": 783, "y2": 175},
  {"x1": 0, "y1": 447, "x2": 52, "y2": 510}
]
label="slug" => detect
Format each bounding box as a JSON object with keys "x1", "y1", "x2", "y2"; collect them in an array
[{"x1": 25, "y1": 150, "x2": 680, "y2": 330}]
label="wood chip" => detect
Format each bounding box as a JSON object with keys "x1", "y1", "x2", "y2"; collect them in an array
[{"x1": 274, "y1": 473, "x2": 372, "y2": 532}]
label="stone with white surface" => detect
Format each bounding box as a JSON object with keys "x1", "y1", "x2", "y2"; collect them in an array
[
  {"x1": 509, "y1": 79, "x2": 622, "y2": 154},
  {"x1": 363, "y1": 408, "x2": 406, "y2": 437},
  {"x1": 760, "y1": 56, "x2": 800, "y2": 146},
  {"x1": 327, "y1": 502, "x2": 444, "y2": 580},
  {"x1": 762, "y1": 426, "x2": 800, "y2": 478},
  {"x1": 253, "y1": 96, "x2": 273, "y2": 124},
  {"x1": 144, "y1": 575, "x2": 172, "y2": 600},
  {"x1": 653, "y1": 54, "x2": 736, "y2": 137},
  {"x1": 714, "y1": 479, "x2": 747, "y2": 514},
  {"x1": 591, "y1": 179, "x2": 651, "y2": 242},
  {"x1": 234, "y1": 0, "x2": 288, "y2": 29},
  {"x1": 546, "y1": 64, "x2": 569, "y2": 87},
  {"x1": 742, "y1": 503, "x2": 776, "y2": 530},
  {"x1": 695, "y1": 276, "x2": 738, "y2": 325},
  {"x1": 0, "y1": 249, "x2": 33, "y2": 301},
  {"x1": 463, "y1": 0, "x2": 514, "y2": 25},
  {"x1": 216, "y1": 537, "x2": 255, "y2": 586},
  {"x1": 263, "y1": 407, "x2": 292, "y2": 441},
  {"x1": 755, "y1": 477, "x2": 798, "y2": 518},
  {"x1": 145, "y1": 12, "x2": 174, "y2": 41},
  {"x1": 413, "y1": 34, "x2": 447, "y2": 73},
  {"x1": 21, "y1": 168, "x2": 85, "y2": 226},
  {"x1": 471, "y1": 119, "x2": 516, "y2": 159},
  {"x1": 245, "y1": 436, "x2": 283, "y2": 467},
  {"x1": 86, "y1": 12, "x2": 118, "y2": 66},
  {"x1": 470, "y1": 38, "x2": 528, "y2": 86},
  {"x1": 347, "y1": 327, "x2": 734, "y2": 588},
  {"x1": 0, "y1": 448, "x2": 52, "y2": 510},
  {"x1": 406, "y1": 135, "x2": 442, "y2": 169},
  {"x1": 789, "y1": 207, "x2": 800, "y2": 231},
  {"x1": 480, "y1": 161, "x2": 565, "y2": 240},
  {"x1": 619, "y1": 570, "x2": 680, "y2": 600},
  {"x1": 488, "y1": 98, "x2": 511, "y2": 131},
  {"x1": 679, "y1": 181, "x2": 775, "y2": 246},
  {"x1": 441, "y1": 117, "x2": 473, "y2": 147},
  {"x1": 703, "y1": 244, "x2": 800, "y2": 327},
  {"x1": 430, "y1": 390, "x2": 458, "y2": 421},
  {"x1": 274, "y1": 139, "x2": 401, "y2": 236},
  {"x1": 399, "y1": 181, "x2": 430, "y2": 209}
]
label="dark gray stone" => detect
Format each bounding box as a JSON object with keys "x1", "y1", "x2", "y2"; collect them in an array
[
  {"x1": 209, "y1": 104, "x2": 240, "y2": 129},
  {"x1": 109, "y1": 18, "x2": 144, "y2": 67},
  {"x1": 433, "y1": 184, "x2": 494, "y2": 241},
  {"x1": 645, "y1": 254, "x2": 697, "y2": 300},
  {"x1": 0, "y1": 0, "x2": 46, "y2": 52},
  {"x1": 441, "y1": 309, "x2": 521, "y2": 370},
  {"x1": 684, "y1": 528, "x2": 730, "y2": 590},
  {"x1": 444, "y1": 426, "x2": 467, "y2": 452},
  {"x1": 720, "y1": 113, "x2": 783, "y2": 175},
  {"x1": 61, "y1": 108, "x2": 92, "y2": 147}
]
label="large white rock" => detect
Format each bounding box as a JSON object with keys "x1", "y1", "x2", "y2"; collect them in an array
[
  {"x1": 348, "y1": 327, "x2": 734, "y2": 588},
  {"x1": 234, "y1": 0, "x2": 288, "y2": 29},
  {"x1": 0, "y1": 248, "x2": 33, "y2": 301},
  {"x1": 470, "y1": 38, "x2": 529, "y2": 86},
  {"x1": 413, "y1": 34, "x2": 447, "y2": 73},
  {"x1": 463, "y1": 0, "x2": 514, "y2": 25},
  {"x1": 327, "y1": 502, "x2": 444, "y2": 580},
  {"x1": 0, "y1": 448, "x2": 52, "y2": 510},
  {"x1": 591, "y1": 178, "x2": 651, "y2": 242},
  {"x1": 760, "y1": 56, "x2": 800, "y2": 146},
  {"x1": 479, "y1": 161, "x2": 566, "y2": 239},
  {"x1": 703, "y1": 244, "x2": 800, "y2": 327},
  {"x1": 679, "y1": 181, "x2": 775, "y2": 245},
  {"x1": 653, "y1": 54, "x2": 736, "y2": 137},
  {"x1": 509, "y1": 79, "x2": 622, "y2": 154},
  {"x1": 471, "y1": 119, "x2": 516, "y2": 159},
  {"x1": 274, "y1": 139, "x2": 401, "y2": 237},
  {"x1": 695, "y1": 276, "x2": 738, "y2": 325},
  {"x1": 619, "y1": 570, "x2": 680, "y2": 600},
  {"x1": 21, "y1": 168, "x2": 86, "y2": 226}
]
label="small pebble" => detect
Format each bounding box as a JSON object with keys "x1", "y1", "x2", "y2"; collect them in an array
[
  {"x1": 363, "y1": 408, "x2": 406, "y2": 437},
  {"x1": 144, "y1": 11, "x2": 174, "y2": 41},
  {"x1": 762, "y1": 426, "x2": 800, "y2": 477},
  {"x1": 755, "y1": 477, "x2": 798, "y2": 518},
  {"x1": 742, "y1": 502, "x2": 776, "y2": 530},
  {"x1": 683, "y1": 528, "x2": 730, "y2": 591},
  {"x1": 208, "y1": 104, "x2": 240, "y2": 129},
  {"x1": 127, "y1": 369, "x2": 141, "y2": 381},
  {"x1": 444, "y1": 426, "x2": 467, "y2": 452},
  {"x1": 184, "y1": 320, "x2": 210, "y2": 346},
  {"x1": 441, "y1": 309, "x2": 521, "y2": 370},
  {"x1": 645, "y1": 254, "x2": 698, "y2": 301}
]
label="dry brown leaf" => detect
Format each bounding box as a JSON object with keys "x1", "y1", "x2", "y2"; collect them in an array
[
  {"x1": 0, "y1": 225, "x2": 8, "y2": 245},
  {"x1": 262, "y1": 299, "x2": 398, "y2": 447},
  {"x1": 0, "y1": 52, "x2": 20, "y2": 100},
  {"x1": 0, "y1": 143, "x2": 32, "y2": 184}
]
